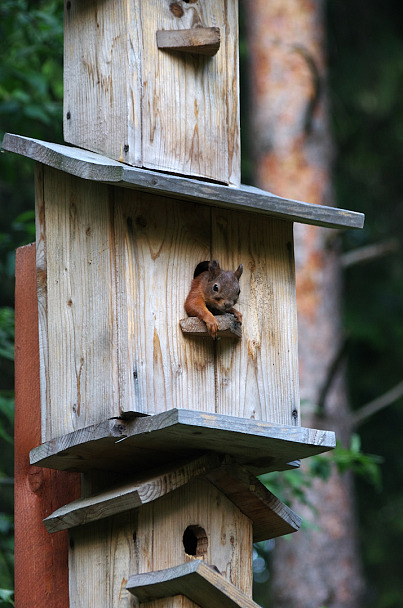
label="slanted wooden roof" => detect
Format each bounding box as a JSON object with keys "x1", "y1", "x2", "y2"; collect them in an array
[{"x1": 2, "y1": 133, "x2": 364, "y2": 230}]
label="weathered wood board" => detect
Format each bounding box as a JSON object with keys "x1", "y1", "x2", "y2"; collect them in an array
[
  {"x1": 64, "y1": 0, "x2": 240, "y2": 185},
  {"x1": 44, "y1": 454, "x2": 301, "y2": 542},
  {"x1": 69, "y1": 479, "x2": 253, "y2": 607},
  {"x1": 2, "y1": 134, "x2": 365, "y2": 230},
  {"x1": 34, "y1": 162, "x2": 304, "y2": 441},
  {"x1": 30, "y1": 408, "x2": 336, "y2": 474},
  {"x1": 127, "y1": 560, "x2": 261, "y2": 608}
]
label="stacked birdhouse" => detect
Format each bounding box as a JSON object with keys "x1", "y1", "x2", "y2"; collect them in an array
[{"x1": 5, "y1": 1, "x2": 364, "y2": 606}]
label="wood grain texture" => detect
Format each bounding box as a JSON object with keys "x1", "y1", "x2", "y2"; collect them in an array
[
  {"x1": 68, "y1": 479, "x2": 253, "y2": 607},
  {"x1": 30, "y1": 408, "x2": 336, "y2": 475},
  {"x1": 69, "y1": 510, "x2": 138, "y2": 608},
  {"x1": 44, "y1": 454, "x2": 223, "y2": 533},
  {"x1": 2, "y1": 135, "x2": 365, "y2": 229},
  {"x1": 180, "y1": 314, "x2": 242, "y2": 338},
  {"x1": 212, "y1": 210, "x2": 300, "y2": 425},
  {"x1": 206, "y1": 463, "x2": 302, "y2": 542},
  {"x1": 14, "y1": 243, "x2": 81, "y2": 608},
  {"x1": 44, "y1": 454, "x2": 301, "y2": 542},
  {"x1": 156, "y1": 27, "x2": 221, "y2": 56},
  {"x1": 113, "y1": 189, "x2": 215, "y2": 416},
  {"x1": 37, "y1": 166, "x2": 120, "y2": 441},
  {"x1": 63, "y1": 0, "x2": 239, "y2": 184},
  {"x1": 127, "y1": 560, "x2": 260, "y2": 608},
  {"x1": 136, "y1": 478, "x2": 253, "y2": 597},
  {"x1": 64, "y1": 0, "x2": 142, "y2": 167}
]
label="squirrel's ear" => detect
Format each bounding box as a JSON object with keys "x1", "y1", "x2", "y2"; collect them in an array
[
  {"x1": 208, "y1": 260, "x2": 221, "y2": 279},
  {"x1": 234, "y1": 264, "x2": 243, "y2": 280}
]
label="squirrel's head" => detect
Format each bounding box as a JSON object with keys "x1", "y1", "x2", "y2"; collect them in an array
[{"x1": 204, "y1": 260, "x2": 243, "y2": 313}]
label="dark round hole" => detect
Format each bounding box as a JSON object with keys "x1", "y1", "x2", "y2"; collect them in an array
[{"x1": 183, "y1": 525, "x2": 208, "y2": 556}]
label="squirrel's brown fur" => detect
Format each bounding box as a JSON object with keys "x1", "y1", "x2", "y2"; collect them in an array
[{"x1": 184, "y1": 260, "x2": 243, "y2": 339}]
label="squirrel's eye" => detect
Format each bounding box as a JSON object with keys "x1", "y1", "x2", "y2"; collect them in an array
[{"x1": 213, "y1": 284, "x2": 219, "y2": 292}]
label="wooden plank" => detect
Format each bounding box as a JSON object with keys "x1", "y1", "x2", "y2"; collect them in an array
[
  {"x1": 44, "y1": 454, "x2": 301, "y2": 542},
  {"x1": 156, "y1": 27, "x2": 221, "y2": 56},
  {"x1": 69, "y1": 510, "x2": 138, "y2": 608},
  {"x1": 44, "y1": 454, "x2": 223, "y2": 533},
  {"x1": 38, "y1": 166, "x2": 121, "y2": 441},
  {"x1": 2, "y1": 135, "x2": 365, "y2": 229},
  {"x1": 29, "y1": 408, "x2": 336, "y2": 474},
  {"x1": 69, "y1": 478, "x2": 253, "y2": 607},
  {"x1": 64, "y1": 0, "x2": 142, "y2": 167},
  {"x1": 140, "y1": 0, "x2": 236, "y2": 184},
  {"x1": 127, "y1": 560, "x2": 261, "y2": 608},
  {"x1": 136, "y1": 479, "x2": 253, "y2": 597},
  {"x1": 14, "y1": 243, "x2": 81, "y2": 608},
  {"x1": 212, "y1": 211, "x2": 300, "y2": 425},
  {"x1": 34, "y1": 165, "x2": 49, "y2": 443},
  {"x1": 206, "y1": 463, "x2": 302, "y2": 542},
  {"x1": 113, "y1": 190, "x2": 215, "y2": 417},
  {"x1": 180, "y1": 314, "x2": 242, "y2": 338},
  {"x1": 63, "y1": 0, "x2": 239, "y2": 184}
]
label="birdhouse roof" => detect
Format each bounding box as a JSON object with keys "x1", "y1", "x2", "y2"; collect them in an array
[{"x1": 2, "y1": 134, "x2": 364, "y2": 230}]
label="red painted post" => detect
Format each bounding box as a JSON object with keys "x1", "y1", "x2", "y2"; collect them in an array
[{"x1": 14, "y1": 243, "x2": 81, "y2": 607}]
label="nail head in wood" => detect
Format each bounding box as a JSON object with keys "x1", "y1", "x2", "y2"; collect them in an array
[
  {"x1": 156, "y1": 27, "x2": 221, "y2": 56},
  {"x1": 180, "y1": 314, "x2": 242, "y2": 338}
]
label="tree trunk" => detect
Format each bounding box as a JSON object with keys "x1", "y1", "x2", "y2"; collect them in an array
[{"x1": 244, "y1": 1, "x2": 365, "y2": 606}]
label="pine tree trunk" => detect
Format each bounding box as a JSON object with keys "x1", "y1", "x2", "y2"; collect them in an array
[{"x1": 244, "y1": 1, "x2": 365, "y2": 606}]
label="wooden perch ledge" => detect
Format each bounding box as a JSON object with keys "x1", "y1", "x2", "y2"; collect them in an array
[
  {"x1": 29, "y1": 408, "x2": 335, "y2": 476},
  {"x1": 127, "y1": 559, "x2": 262, "y2": 608},
  {"x1": 180, "y1": 314, "x2": 242, "y2": 338},
  {"x1": 156, "y1": 27, "x2": 221, "y2": 56}
]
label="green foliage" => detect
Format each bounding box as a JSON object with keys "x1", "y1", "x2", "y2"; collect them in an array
[
  {"x1": 0, "y1": 589, "x2": 14, "y2": 607},
  {"x1": 0, "y1": 0, "x2": 64, "y2": 142},
  {"x1": 327, "y1": 2, "x2": 403, "y2": 606},
  {"x1": 259, "y1": 435, "x2": 383, "y2": 513}
]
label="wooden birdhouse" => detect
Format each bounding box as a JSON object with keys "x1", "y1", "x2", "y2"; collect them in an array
[
  {"x1": 64, "y1": 0, "x2": 240, "y2": 185},
  {"x1": 6, "y1": 1, "x2": 365, "y2": 607}
]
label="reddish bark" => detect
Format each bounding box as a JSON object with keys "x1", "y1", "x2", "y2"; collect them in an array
[
  {"x1": 14, "y1": 243, "x2": 81, "y2": 607},
  {"x1": 245, "y1": 1, "x2": 365, "y2": 606}
]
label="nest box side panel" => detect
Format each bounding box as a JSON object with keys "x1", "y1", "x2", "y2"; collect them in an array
[
  {"x1": 114, "y1": 190, "x2": 216, "y2": 416},
  {"x1": 36, "y1": 166, "x2": 120, "y2": 442},
  {"x1": 212, "y1": 209, "x2": 300, "y2": 426},
  {"x1": 64, "y1": 0, "x2": 142, "y2": 167},
  {"x1": 141, "y1": 0, "x2": 239, "y2": 185}
]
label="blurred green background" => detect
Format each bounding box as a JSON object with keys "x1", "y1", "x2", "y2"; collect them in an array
[{"x1": 1, "y1": 1, "x2": 402, "y2": 606}]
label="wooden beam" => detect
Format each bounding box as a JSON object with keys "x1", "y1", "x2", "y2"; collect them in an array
[
  {"x1": 29, "y1": 408, "x2": 335, "y2": 475},
  {"x1": 14, "y1": 244, "x2": 81, "y2": 608},
  {"x1": 44, "y1": 454, "x2": 301, "y2": 542},
  {"x1": 156, "y1": 27, "x2": 221, "y2": 56},
  {"x1": 2, "y1": 134, "x2": 365, "y2": 230},
  {"x1": 127, "y1": 559, "x2": 262, "y2": 608},
  {"x1": 206, "y1": 463, "x2": 302, "y2": 542},
  {"x1": 180, "y1": 314, "x2": 242, "y2": 338},
  {"x1": 44, "y1": 454, "x2": 223, "y2": 533}
]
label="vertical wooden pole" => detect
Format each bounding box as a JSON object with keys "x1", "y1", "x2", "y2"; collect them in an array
[{"x1": 14, "y1": 243, "x2": 81, "y2": 607}]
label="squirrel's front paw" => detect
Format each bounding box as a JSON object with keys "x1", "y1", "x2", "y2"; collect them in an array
[
  {"x1": 205, "y1": 317, "x2": 219, "y2": 340},
  {"x1": 231, "y1": 309, "x2": 242, "y2": 324}
]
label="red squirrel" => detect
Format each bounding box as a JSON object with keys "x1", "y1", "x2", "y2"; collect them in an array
[{"x1": 184, "y1": 260, "x2": 243, "y2": 339}]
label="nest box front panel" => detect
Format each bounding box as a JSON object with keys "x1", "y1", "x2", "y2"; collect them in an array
[
  {"x1": 37, "y1": 167, "x2": 299, "y2": 442},
  {"x1": 64, "y1": 0, "x2": 240, "y2": 185}
]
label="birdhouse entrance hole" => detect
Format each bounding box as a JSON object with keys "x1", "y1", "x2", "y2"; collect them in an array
[{"x1": 183, "y1": 525, "x2": 208, "y2": 556}]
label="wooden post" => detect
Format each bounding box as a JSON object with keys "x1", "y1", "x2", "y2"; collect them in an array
[
  {"x1": 14, "y1": 244, "x2": 81, "y2": 607},
  {"x1": 5, "y1": 1, "x2": 364, "y2": 606}
]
